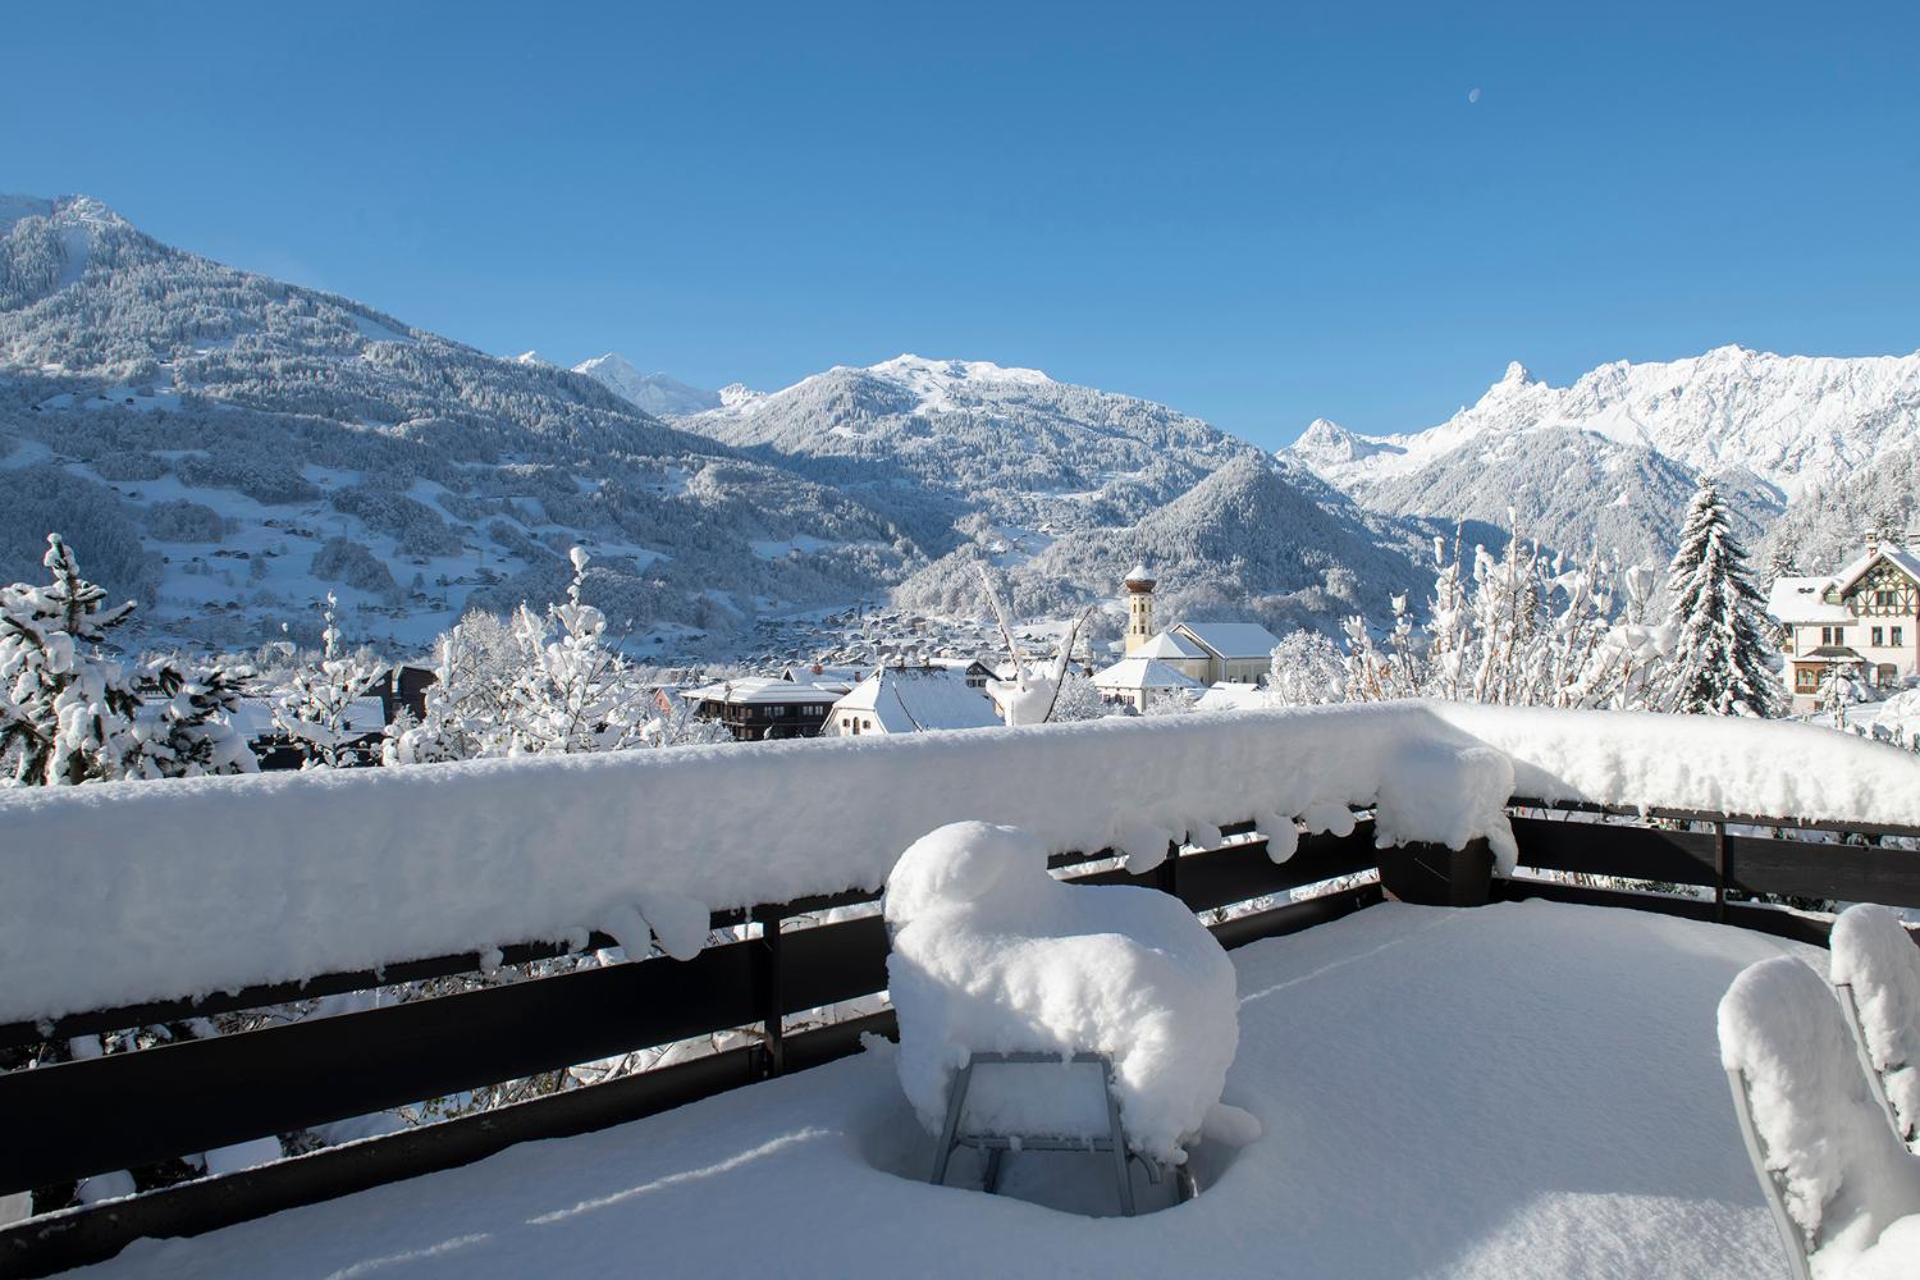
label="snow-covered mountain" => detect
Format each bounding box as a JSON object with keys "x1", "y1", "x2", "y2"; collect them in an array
[
  {"x1": 1286, "y1": 346, "x2": 1920, "y2": 563},
  {"x1": 0, "y1": 195, "x2": 916, "y2": 654},
  {"x1": 0, "y1": 196, "x2": 1429, "y2": 654},
  {"x1": 677, "y1": 353, "x2": 1263, "y2": 540},
  {"x1": 573, "y1": 353, "x2": 720, "y2": 418}
]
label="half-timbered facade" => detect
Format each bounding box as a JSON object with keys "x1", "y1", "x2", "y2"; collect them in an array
[{"x1": 1768, "y1": 530, "x2": 1920, "y2": 712}]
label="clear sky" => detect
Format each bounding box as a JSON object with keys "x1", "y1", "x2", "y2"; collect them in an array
[{"x1": 5, "y1": 2, "x2": 1917, "y2": 447}]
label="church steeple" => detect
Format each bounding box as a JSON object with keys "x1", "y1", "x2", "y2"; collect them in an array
[{"x1": 1123, "y1": 563, "x2": 1155, "y2": 655}]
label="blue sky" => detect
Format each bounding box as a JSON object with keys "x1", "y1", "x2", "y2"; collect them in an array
[{"x1": 5, "y1": 2, "x2": 1917, "y2": 447}]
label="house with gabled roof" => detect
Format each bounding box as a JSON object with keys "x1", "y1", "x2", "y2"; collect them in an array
[
  {"x1": 1769, "y1": 527, "x2": 1920, "y2": 712},
  {"x1": 826, "y1": 665, "x2": 1002, "y2": 735}
]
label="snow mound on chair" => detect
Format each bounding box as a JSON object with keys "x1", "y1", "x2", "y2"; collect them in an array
[{"x1": 884, "y1": 821, "x2": 1242, "y2": 1164}]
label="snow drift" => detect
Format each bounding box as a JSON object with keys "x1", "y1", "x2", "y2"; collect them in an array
[
  {"x1": 3, "y1": 703, "x2": 1918, "y2": 1025},
  {"x1": 884, "y1": 822, "x2": 1242, "y2": 1163}
]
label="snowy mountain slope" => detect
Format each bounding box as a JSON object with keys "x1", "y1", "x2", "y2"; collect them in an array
[
  {"x1": 573, "y1": 352, "x2": 720, "y2": 418},
  {"x1": 894, "y1": 455, "x2": 1425, "y2": 636},
  {"x1": 1289, "y1": 347, "x2": 1920, "y2": 499},
  {"x1": 1356, "y1": 425, "x2": 1782, "y2": 565},
  {"x1": 676, "y1": 353, "x2": 1263, "y2": 537},
  {"x1": 1285, "y1": 345, "x2": 1919, "y2": 569},
  {"x1": 0, "y1": 195, "x2": 918, "y2": 654}
]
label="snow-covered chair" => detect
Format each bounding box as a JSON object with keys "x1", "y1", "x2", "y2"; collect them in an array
[
  {"x1": 1830, "y1": 904, "x2": 1920, "y2": 1152},
  {"x1": 1718, "y1": 957, "x2": 1920, "y2": 1280},
  {"x1": 884, "y1": 821, "x2": 1256, "y2": 1211}
]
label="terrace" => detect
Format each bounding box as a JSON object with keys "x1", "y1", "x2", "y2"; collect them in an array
[{"x1": 3, "y1": 702, "x2": 1919, "y2": 1278}]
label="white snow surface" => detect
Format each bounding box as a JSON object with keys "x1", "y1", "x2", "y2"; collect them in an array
[
  {"x1": 1716, "y1": 956, "x2": 1920, "y2": 1276},
  {"x1": 76, "y1": 902, "x2": 1825, "y2": 1278},
  {"x1": 5, "y1": 703, "x2": 1919, "y2": 1025},
  {"x1": 1830, "y1": 904, "x2": 1920, "y2": 1149},
  {"x1": 884, "y1": 822, "x2": 1240, "y2": 1163}
]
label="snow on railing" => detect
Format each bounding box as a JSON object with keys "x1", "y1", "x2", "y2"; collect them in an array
[{"x1": 2, "y1": 703, "x2": 1917, "y2": 1025}]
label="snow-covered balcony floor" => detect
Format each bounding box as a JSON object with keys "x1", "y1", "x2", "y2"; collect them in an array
[{"x1": 82, "y1": 900, "x2": 1809, "y2": 1280}]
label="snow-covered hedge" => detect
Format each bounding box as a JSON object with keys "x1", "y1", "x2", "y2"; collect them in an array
[{"x1": 3, "y1": 703, "x2": 1918, "y2": 1024}]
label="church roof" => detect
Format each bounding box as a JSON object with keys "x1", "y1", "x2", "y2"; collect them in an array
[
  {"x1": 1174, "y1": 621, "x2": 1282, "y2": 661},
  {"x1": 1135, "y1": 630, "x2": 1206, "y2": 660}
]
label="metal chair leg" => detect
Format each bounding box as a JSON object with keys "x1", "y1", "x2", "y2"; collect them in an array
[
  {"x1": 930, "y1": 1059, "x2": 974, "y2": 1187},
  {"x1": 1104, "y1": 1061, "x2": 1136, "y2": 1217}
]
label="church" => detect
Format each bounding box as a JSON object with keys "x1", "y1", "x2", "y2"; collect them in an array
[{"x1": 1092, "y1": 565, "x2": 1280, "y2": 709}]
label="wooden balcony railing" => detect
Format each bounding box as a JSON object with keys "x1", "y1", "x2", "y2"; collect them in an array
[{"x1": 3, "y1": 803, "x2": 1918, "y2": 1277}]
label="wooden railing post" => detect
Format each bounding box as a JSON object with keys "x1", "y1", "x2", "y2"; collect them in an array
[
  {"x1": 751, "y1": 907, "x2": 785, "y2": 1078},
  {"x1": 1713, "y1": 821, "x2": 1728, "y2": 924},
  {"x1": 1377, "y1": 840, "x2": 1494, "y2": 908}
]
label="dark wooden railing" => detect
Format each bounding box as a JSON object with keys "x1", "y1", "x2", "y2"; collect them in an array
[{"x1": 4, "y1": 802, "x2": 1918, "y2": 1277}]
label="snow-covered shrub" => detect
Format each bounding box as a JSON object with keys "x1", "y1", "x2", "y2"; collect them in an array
[
  {"x1": 272, "y1": 593, "x2": 385, "y2": 768},
  {"x1": 1268, "y1": 629, "x2": 1345, "y2": 706},
  {"x1": 884, "y1": 821, "x2": 1247, "y2": 1164}
]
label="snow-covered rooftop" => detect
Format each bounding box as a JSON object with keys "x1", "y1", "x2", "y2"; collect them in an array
[
  {"x1": 1133, "y1": 630, "x2": 1205, "y2": 660},
  {"x1": 1091, "y1": 655, "x2": 1205, "y2": 691},
  {"x1": 1175, "y1": 621, "x2": 1282, "y2": 661},
  {"x1": 832, "y1": 666, "x2": 1001, "y2": 732},
  {"x1": 83, "y1": 901, "x2": 1809, "y2": 1279},
  {"x1": 682, "y1": 677, "x2": 851, "y2": 706},
  {"x1": 1766, "y1": 575, "x2": 1851, "y2": 625},
  {"x1": 1195, "y1": 681, "x2": 1267, "y2": 711},
  {"x1": 1834, "y1": 544, "x2": 1920, "y2": 597}
]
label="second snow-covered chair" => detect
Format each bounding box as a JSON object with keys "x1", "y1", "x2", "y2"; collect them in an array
[
  {"x1": 1830, "y1": 903, "x2": 1920, "y2": 1152},
  {"x1": 1718, "y1": 956, "x2": 1920, "y2": 1280},
  {"x1": 884, "y1": 821, "x2": 1255, "y2": 1212}
]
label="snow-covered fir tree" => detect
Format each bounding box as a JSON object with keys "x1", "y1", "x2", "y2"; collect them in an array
[
  {"x1": 0, "y1": 534, "x2": 142, "y2": 785},
  {"x1": 1660, "y1": 480, "x2": 1781, "y2": 717},
  {"x1": 273, "y1": 593, "x2": 385, "y2": 768},
  {"x1": 129, "y1": 660, "x2": 258, "y2": 778}
]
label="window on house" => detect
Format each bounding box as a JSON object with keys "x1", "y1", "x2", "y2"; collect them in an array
[
  {"x1": 1872, "y1": 627, "x2": 1885, "y2": 647},
  {"x1": 1894, "y1": 627, "x2": 1906, "y2": 647},
  {"x1": 1821, "y1": 626, "x2": 1846, "y2": 646},
  {"x1": 1875, "y1": 589, "x2": 1897, "y2": 607},
  {"x1": 1795, "y1": 667, "x2": 1819, "y2": 692}
]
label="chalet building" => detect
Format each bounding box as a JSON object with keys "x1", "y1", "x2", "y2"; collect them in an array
[
  {"x1": 681, "y1": 676, "x2": 851, "y2": 742},
  {"x1": 1091, "y1": 655, "x2": 1204, "y2": 711},
  {"x1": 827, "y1": 665, "x2": 1002, "y2": 735},
  {"x1": 1101, "y1": 566, "x2": 1280, "y2": 705},
  {"x1": 1768, "y1": 528, "x2": 1920, "y2": 712}
]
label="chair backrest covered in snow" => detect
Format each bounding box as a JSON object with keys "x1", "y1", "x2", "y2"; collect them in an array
[
  {"x1": 1830, "y1": 903, "x2": 1920, "y2": 1152},
  {"x1": 883, "y1": 821, "x2": 1240, "y2": 1165},
  {"x1": 1718, "y1": 956, "x2": 1920, "y2": 1279}
]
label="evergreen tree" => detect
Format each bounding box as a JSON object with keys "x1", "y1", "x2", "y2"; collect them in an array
[
  {"x1": 131, "y1": 660, "x2": 258, "y2": 778},
  {"x1": 0, "y1": 534, "x2": 142, "y2": 785},
  {"x1": 1661, "y1": 480, "x2": 1781, "y2": 717}
]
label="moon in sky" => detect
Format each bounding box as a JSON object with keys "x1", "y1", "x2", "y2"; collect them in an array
[{"x1": 1468, "y1": 87, "x2": 1482, "y2": 104}]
